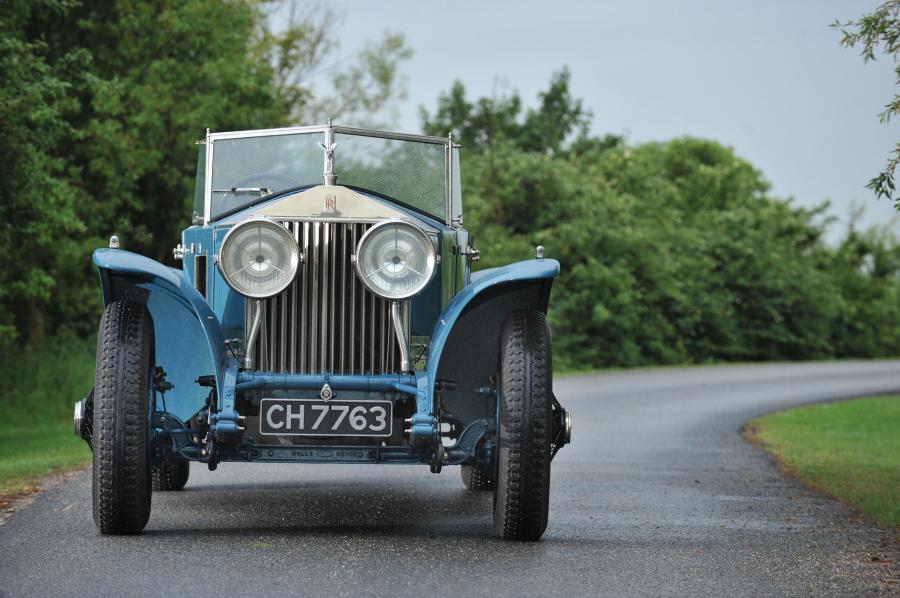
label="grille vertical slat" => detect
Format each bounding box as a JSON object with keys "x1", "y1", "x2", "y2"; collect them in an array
[
  {"x1": 289, "y1": 223, "x2": 299, "y2": 373},
  {"x1": 310, "y1": 222, "x2": 319, "y2": 372},
  {"x1": 350, "y1": 224, "x2": 358, "y2": 374},
  {"x1": 320, "y1": 223, "x2": 329, "y2": 373},
  {"x1": 368, "y1": 293, "x2": 375, "y2": 374},
  {"x1": 300, "y1": 222, "x2": 309, "y2": 372},
  {"x1": 279, "y1": 289, "x2": 287, "y2": 372},
  {"x1": 246, "y1": 221, "x2": 405, "y2": 376},
  {"x1": 379, "y1": 298, "x2": 386, "y2": 374},
  {"x1": 339, "y1": 227, "x2": 347, "y2": 374},
  {"x1": 328, "y1": 223, "x2": 336, "y2": 372}
]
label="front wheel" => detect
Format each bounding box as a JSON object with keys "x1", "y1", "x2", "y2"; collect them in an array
[
  {"x1": 92, "y1": 301, "x2": 154, "y2": 535},
  {"x1": 152, "y1": 457, "x2": 190, "y2": 491},
  {"x1": 461, "y1": 462, "x2": 496, "y2": 491},
  {"x1": 493, "y1": 310, "x2": 553, "y2": 541}
]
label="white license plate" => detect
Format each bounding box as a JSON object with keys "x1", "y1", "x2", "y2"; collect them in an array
[{"x1": 259, "y1": 398, "x2": 392, "y2": 437}]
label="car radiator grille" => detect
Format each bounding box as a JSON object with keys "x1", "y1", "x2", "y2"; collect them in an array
[{"x1": 244, "y1": 221, "x2": 406, "y2": 374}]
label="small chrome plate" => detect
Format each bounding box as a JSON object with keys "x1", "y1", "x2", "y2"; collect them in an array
[{"x1": 320, "y1": 383, "x2": 333, "y2": 401}]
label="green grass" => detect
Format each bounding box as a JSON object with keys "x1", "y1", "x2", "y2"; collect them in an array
[
  {"x1": 749, "y1": 396, "x2": 900, "y2": 528},
  {"x1": 0, "y1": 337, "x2": 94, "y2": 497}
]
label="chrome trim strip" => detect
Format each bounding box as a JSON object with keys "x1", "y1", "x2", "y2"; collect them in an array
[
  {"x1": 332, "y1": 125, "x2": 452, "y2": 145},
  {"x1": 203, "y1": 128, "x2": 213, "y2": 226},
  {"x1": 209, "y1": 124, "x2": 327, "y2": 141},
  {"x1": 208, "y1": 124, "x2": 455, "y2": 146},
  {"x1": 445, "y1": 132, "x2": 453, "y2": 226}
]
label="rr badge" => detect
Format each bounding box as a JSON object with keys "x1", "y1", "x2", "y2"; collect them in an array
[{"x1": 324, "y1": 194, "x2": 337, "y2": 214}]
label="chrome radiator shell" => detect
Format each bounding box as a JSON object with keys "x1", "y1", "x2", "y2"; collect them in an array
[{"x1": 244, "y1": 221, "x2": 408, "y2": 375}]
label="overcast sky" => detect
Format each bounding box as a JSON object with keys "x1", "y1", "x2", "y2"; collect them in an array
[{"x1": 314, "y1": 0, "x2": 898, "y2": 235}]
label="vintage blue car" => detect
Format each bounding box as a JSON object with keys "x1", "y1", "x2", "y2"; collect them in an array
[{"x1": 74, "y1": 123, "x2": 571, "y2": 540}]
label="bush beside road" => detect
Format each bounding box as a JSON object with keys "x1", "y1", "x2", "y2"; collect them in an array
[
  {"x1": 0, "y1": 338, "x2": 93, "y2": 504},
  {"x1": 749, "y1": 395, "x2": 900, "y2": 528}
]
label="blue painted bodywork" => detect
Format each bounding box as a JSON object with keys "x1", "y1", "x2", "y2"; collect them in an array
[
  {"x1": 93, "y1": 248, "x2": 226, "y2": 422},
  {"x1": 92, "y1": 188, "x2": 559, "y2": 467},
  {"x1": 424, "y1": 258, "x2": 560, "y2": 386}
]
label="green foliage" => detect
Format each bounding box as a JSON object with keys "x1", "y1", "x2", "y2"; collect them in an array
[
  {"x1": 422, "y1": 68, "x2": 591, "y2": 154},
  {"x1": 750, "y1": 396, "x2": 900, "y2": 527},
  {"x1": 833, "y1": 1, "x2": 900, "y2": 206},
  {"x1": 423, "y1": 75, "x2": 900, "y2": 369},
  {"x1": 0, "y1": 0, "x2": 410, "y2": 347},
  {"x1": 0, "y1": 335, "x2": 94, "y2": 494},
  {"x1": 0, "y1": 2, "x2": 87, "y2": 346},
  {"x1": 262, "y1": 2, "x2": 411, "y2": 126}
]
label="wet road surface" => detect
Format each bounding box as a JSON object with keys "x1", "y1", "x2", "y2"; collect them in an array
[{"x1": 1, "y1": 362, "x2": 899, "y2": 597}]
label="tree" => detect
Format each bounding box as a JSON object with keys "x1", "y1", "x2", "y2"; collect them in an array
[
  {"x1": 425, "y1": 72, "x2": 900, "y2": 368},
  {"x1": 0, "y1": 0, "x2": 411, "y2": 347},
  {"x1": 421, "y1": 68, "x2": 590, "y2": 154},
  {"x1": 834, "y1": 1, "x2": 900, "y2": 207},
  {"x1": 0, "y1": 1, "x2": 88, "y2": 347},
  {"x1": 260, "y1": 1, "x2": 411, "y2": 126}
]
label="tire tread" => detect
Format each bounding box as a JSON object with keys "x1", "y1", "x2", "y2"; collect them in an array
[
  {"x1": 92, "y1": 301, "x2": 153, "y2": 535},
  {"x1": 493, "y1": 309, "x2": 552, "y2": 541}
]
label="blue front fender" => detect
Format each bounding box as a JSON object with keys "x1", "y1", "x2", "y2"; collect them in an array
[
  {"x1": 399, "y1": 258, "x2": 559, "y2": 445},
  {"x1": 93, "y1": 248, "x2": 225, "y2": 421},
  {"x1": 426, "y1": 258, "x2": 560, "y2": 387}
]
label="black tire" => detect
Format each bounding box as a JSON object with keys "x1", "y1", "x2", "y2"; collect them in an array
[
  {"x1": 92, "y1": 301, "x2": 154, "y2": 535},
  {"x1": 152, "y1": 458, "x2": 190, "y2": 491},
  {"x1": 493, "y1": 310, "x2": 553, "y2": 541},
  {"x1": 461, "y1": 463, "x2": 496, "y2": 491}
]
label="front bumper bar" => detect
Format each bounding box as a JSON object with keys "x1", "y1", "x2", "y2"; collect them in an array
[{"x1": 235, "y1": 371, "x2": 418, "y2": 395}]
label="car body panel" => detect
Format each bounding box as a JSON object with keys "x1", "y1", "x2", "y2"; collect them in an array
[
  {"x1": 425, "y1": 258, "x2": 560, "y2": 385},
  {"x1": 93, "y1": 248, "x2": 225, "y2": 422}
]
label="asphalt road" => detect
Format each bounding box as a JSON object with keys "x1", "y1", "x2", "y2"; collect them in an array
[{"x1": 2, "y1": 362, "x2": 899, "y2": 597}]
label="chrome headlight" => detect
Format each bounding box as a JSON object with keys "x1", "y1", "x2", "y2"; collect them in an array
[
  {"x1": 354, "y1": 220, "x2": 436, "y2": 300},
  {"x1": 218, "y1": 218, "x2": 300, "y2": 298}
]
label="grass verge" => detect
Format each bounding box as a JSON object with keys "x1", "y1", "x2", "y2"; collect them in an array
[
  {"x1": 748, "y1": 396, "x2": 900, "y2": 528},
  {"x1": 0, "y1": 336, "x2": 94, "y2": 505}
]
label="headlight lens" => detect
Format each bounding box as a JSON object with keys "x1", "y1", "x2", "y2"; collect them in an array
[
  {"x1": 355, "y1": 220, "x2": 436, "y2": 300},
  {"x1": 219, "y1": 218, "x2": 300, "y2": 298}
]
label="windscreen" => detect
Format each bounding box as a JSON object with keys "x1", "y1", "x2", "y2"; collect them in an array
[
  {"x1": 334, "y1": 133, "x2": 446, "y2": 219},
  {"x1": 207, "y1": 130, "x2": 450, "y2": 221},
  {"x1": 210, "y1": 133, "x2": 323, "y2": 219}
]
